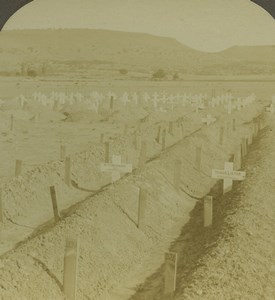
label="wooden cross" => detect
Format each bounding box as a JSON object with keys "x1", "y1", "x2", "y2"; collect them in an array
[
  {"x1": 202, "y1": 114, "x2": 216, "y2": 126},
  {"x1": 212, "y1": 162, "x2": 246, "y2": 194},
  {"x1": 101, "y1": 155, "x2": 132, "y2": 182},
  {"x1": 266, "y1": 104, "x2": 274, "y2": 114}
]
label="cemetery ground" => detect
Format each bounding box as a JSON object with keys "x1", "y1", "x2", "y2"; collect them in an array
[{"x1": 0, "y1": 78, "x2": 274, "y2": 299}]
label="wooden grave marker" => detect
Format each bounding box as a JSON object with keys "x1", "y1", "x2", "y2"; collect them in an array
[
  {"x1": 100, "y1": 133, "x2": 104, "y2": 144},
  {"x1": 101, "y1": 155, "x2": 132, "y2": 182},
  {"x1": 138, "y1": 187, "x2": 146, "y2": 230},
  {"x1": 233, "y1": 146, "x2": 242, "y2": 170},
  {"x1": 232, "y1": 118, "x2": 236, "y2": 131},
  {"x1": 65, "y1": 157, "x2": 71, "y2": 187},
  {"x1": 110, "y1": 96, "x2": 114, "y2": 111},
  {"x1": 0, "y1": 189, "x2": 3, "y2": 222},
  {"x1": 162, "y1": 129, "x2": 166, "y2": 151},
  {"x1": 241, "y1": 138, "x2": 247, "y2": 158},
  {"x1": 212, "y1": 162, "x2": 246, "y2": 194},
  {"x1": 104, "y1": 142, "x2": 110, "y2": 163},
  {"x1": 204, "y1": 196, "x2": 213, "y2": 227},
  {"x1": 138, "y1": 141, "x2": 147, "y2": 169},
  {"x1": 63, "y1": 238, "x2": 79, "y2": 300},
  {"x1": 202, "y1": 114, "x2": 216, "y2": 126},
  {"x1": 164, "y1": 252, "x2": 177, "y2": 296},
  {"x1": 173, "y1": 160, "x2": 182, "y2": 191},
  {"x1": 10, "y1": 114, "x2": 14, "y2": 131},
  {"x1": 219, "y1": 126, "x2": 224, "y2": 145},
  {"x1": 168, "y1": 122, "x2": 173, "y2": 135},
  {"x1": 266, "y1": 103, "x2": 274, "y2": 114},
  {"x1": 196, "y1": 146, "x2": 202, "y2": 171},
  {"x1": 49, "y1": 186, "x2": 60, "y2": 222},
  {"x1": 156, "y1": 126, "x2": 161, "y2": 143}
]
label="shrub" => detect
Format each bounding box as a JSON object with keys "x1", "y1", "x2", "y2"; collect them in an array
[{"x1": 152, "y1": 69, "x2": 166, "y2": 79}]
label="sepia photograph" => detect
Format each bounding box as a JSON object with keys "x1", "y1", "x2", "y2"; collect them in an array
[{"x1": 0, "y1": 0, "x2": 274, "y2": 299}]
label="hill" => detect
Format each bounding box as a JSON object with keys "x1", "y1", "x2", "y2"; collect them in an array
[{"x1": 0, "y1": 29, "x2": 274, "y2": 78}]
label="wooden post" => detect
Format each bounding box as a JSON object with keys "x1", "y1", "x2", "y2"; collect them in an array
[
  {"x1": 223, "y1": 162, "x2": 234, "y2": 194},
  {"x1": 138, "y1": 141, "x2": 147, "y2": 169},
  {"x1": 156, "y1": 126, "x2": 161, "y2": 143},
  {"x1": 63, "y1": 238, "x2": 79, "y2": 300},
  {"x1": 15, "y1": 160, "x2": 22, "y2": 177},
  {"x1": 138, "y1": 188, "x2": 146, "y2": 230},
  {"x1": 241, "y1": 138, "x2": 247, "y2": 158},
  {"x1": 100, "y1": 133, "x2": 104, "y2": 144},
  {"x1": 104, "y1": 142, "x2": 110, "y2": 163},
  {"x1": 232, "y1": 118, "x2": 236, "y2": 131},
  {"x1": 204, "y1": 196, "x2": 213, "y2": 227},
  {"x1": 60, "y1": 145, "x2": 66, "y2": 161},
  {"x1": 173, "y1": 160, "x2": 182, "y2": 191},
  {"x1": 123, "y1": 124, "x2": 128, "y2": 136},
  {"x1": 10, "y1": 114, "x2": 14, "y2": 131},
  {"x1": 65, "y1": 157, "x2": 71, "y2": 187},
  {"x1": 234, "y1": 146, "x2": 242, "y2": 170},
  {"x1": 168, "y1": 122, "x2": 173, "y2": 135},
  {"x1": 162, "y1": 129, "x2": 166, "y2": 151},
  {"x1": 0, "y1": 189, "x2": 3, "y2": 222},
  {"x1": 164, "y1": 252, "x2": 177, "y2": 296},
  {"x1": 219, "y1": 126, "x2": 224, "y2": 145},
  {"x1": 110, "y1": 96, "x2": 114, "y2": 111},
  {"x1": 195, "y1": 146, "x2": 202, "y2": 171},
  {"x1": 50, "y1": 186, "x2": 60, "y2": 222}
]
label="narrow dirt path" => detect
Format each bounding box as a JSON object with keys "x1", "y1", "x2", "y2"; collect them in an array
[{"x1": 130, "y1": 117, "x2": 275, "y2": 300}]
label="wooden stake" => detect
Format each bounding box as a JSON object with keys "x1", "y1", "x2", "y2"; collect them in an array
[
  {"x1": 138, "y1": 188, "x2": 146, "y2": 230},
  {"x1": 123, "y1": 124, "x2": 128, "y2": 136},
  {"x1": 241, "y1": 138, "x2": 247, "y2": 158},
  {"x1": 164, "y1": 252, "x2": 177, "y2": 296},
  {"x1": 204, "y1": 196, "x2": 213, "y2": 227},
  {"x1": 232, "y1": 118, "x2": 236, "y2": 131},
  {"x1": 219, "y1": 126, "x2": 224, "y2": 145},
  {"x1": 50, "y1": 186, "x2": 60, "y2": 222},
  {"x1": 104, "y1": 142, "x2": 110, "y2": 163},
  {"x1": 156, "y1": 126, "x2": 161, "y2": 143},
  {"x1": 223, "y1": 162, "x2": 234, "y2": 194},
  {"x1": 196, "y1": 146, "x2": 202, "y2": 171},
  {"x1": 110, "y1": 96, "x2": 114, "y2": 111},
  {"x1": 168, "y1": 122, "x2": 173, "y2": 135},
  {"x1": 63, "y1": 238, "x2": 79, "y2": 300},
  {"x1": 15, "y1": 160, "x2": 22, "y2": 177},
  {"x1": 0, "y1": 189, "x2": 3, "y2": 222},
  {"x1": 10, "y1": 114, "x2": 14, "y2": 131},
  {"x1": 162, "y1": 129, "x2": 166, "y2": 151},
  {"x1": 174, "y1": 160, "x2": 182, "y2": 191},
  {"x1": 60, "y1": 145, "x2": 66, "y2": 161},
  {"x1": 138, "y1": 141, "x2": 147, "y2": 169},
  {"x1": 100, "y1": 133, "x2": 104, "y2": 144},
  {"x1": 234, "y1": 146, "x2": 242, "y2": 170},
  {"x1": 65, "y1": 157, "x2": 71, "y2": 187}
]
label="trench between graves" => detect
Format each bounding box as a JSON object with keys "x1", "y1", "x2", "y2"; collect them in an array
[
  {"x1": 127, "y1": 115, "x2": 267, "y2": 300},
  {"x1": 0, "y1": 104, "x2": 265, "y2": 299}
]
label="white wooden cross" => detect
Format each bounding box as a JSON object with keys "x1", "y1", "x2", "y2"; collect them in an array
[
  {"x1": 266, "y1": 104, "x2": 274, "y2": 114},
  {"x1": 202, "y1": 114, "x2": 216, "y2": 126},
  {"x1": 212, "y1": 162, "x2": 246, "y2": 194},
  {"x1": 100, "y1": 155, "x2": 132, "y2": 182}
]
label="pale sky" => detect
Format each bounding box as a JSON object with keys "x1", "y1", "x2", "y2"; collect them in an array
[{"x1": 3, "y1": 0, "x2": 275, "y2": 52}]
